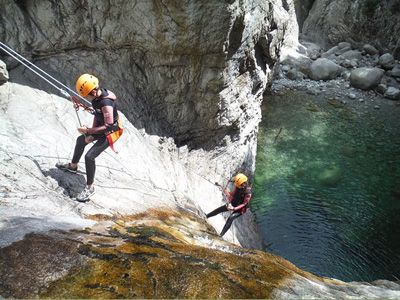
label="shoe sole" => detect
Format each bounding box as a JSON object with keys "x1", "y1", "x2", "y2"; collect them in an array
[
  {"x1": 56, "y1": 165, "x2": 78, "y2": 174},
  {"x1": 76, "y1": 191, "x2": 95, "y2": 202}
]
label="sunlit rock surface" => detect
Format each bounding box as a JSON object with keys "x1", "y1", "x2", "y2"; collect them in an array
[
  {"x1": 1, "y1": 209, "x2": 399, "y2": 299},
  {"x1": 0, "y1": 80, "x2": 261, "y2": 249}
]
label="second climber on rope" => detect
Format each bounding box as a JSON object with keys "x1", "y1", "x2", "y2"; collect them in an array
[
  {"x1": 206, "y1": 173, "x2": 252, "y2": 237},
  {"x1": 56, "y1": 74, "x2": 123, "y2": 202}
]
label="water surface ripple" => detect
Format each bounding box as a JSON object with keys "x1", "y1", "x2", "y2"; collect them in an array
[{"x1": 252, "y1": 90, "x2": 400, "y2": 281}]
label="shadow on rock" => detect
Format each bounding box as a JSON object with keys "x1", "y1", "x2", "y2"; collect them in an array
[{"x1": 44, "y1": 168, "x2": 86, "y2": 198}]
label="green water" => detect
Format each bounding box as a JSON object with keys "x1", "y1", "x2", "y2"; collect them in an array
[{"x1": 252, "y1": 90, "x2": 400, "y2": 282}]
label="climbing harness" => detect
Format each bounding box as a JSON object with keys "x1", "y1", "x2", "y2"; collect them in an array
[
  {"x1": 105, "y1": 118, "x2": 123, "y2": 152},
  {"x1": 0, "y1": 42, "x2": 92, "y2": 126}
]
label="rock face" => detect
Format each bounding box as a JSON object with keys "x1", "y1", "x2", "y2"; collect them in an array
[
  {"x1": 0, "y1": 0, "x2": 300, "y2": 269},
  {"x1": 0, "y1": 59, "x2": 8, "y2": 82},
  {"x1": 1, "y1": 209, "x2": 400, "y2": 299},
  {"x1": 301, "y1": 0, "x2": 400, "y2": 58},
  {"x1": 293, "y1": 0, "x2": 315, "y2": 31},
  {"x1": 0, "y1": 0, "x2": 296, "y2": 151},
  {"x1": 0, "y1": 0, "x2": 300, "y2": 254}
]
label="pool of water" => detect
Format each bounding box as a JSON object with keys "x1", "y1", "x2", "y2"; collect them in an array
[{"x1": 252, "y1": 90, "x2": 400, "y2": 282}]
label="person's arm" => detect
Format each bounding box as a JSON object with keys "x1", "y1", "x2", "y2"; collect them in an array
[
  {"x1": 232, "y1": 192, "x2": 252, "y2": 211},
  {"x1": 87, "y1": 106, "x2": 114, "y2": 134},
  {"x1": 223, "y1": 189, "x2": 233, "y2": 201}
]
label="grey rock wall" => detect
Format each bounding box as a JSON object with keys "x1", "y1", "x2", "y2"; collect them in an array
[
  {"x1": 301, "y1": 0, "x2": 400, "y2": 57},
  {"x1": 0, "y1": 0, "x2": 299, "y2": 251},
  {"x1": 293, "y1": 0, "x2": 315, "y2": 31},
  {"x1": 0, "y1": 0, "x2": 296, "y2": 151}
]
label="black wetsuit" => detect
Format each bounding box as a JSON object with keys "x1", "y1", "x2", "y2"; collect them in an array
[
  {"x1": 206, "y1": 186, "x2": 252, "y2": 237},
  {"x1": 71, "y1": 89, "x2": 117, "y2": 185}
]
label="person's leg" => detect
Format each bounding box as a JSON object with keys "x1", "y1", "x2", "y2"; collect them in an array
[
  {"x1": 206, "y1": 205, "x2": 228, "y2": 218},
  {"x1": 84, "y1": 136, "x2": 109, "y2": 186},
  {"x1": 220, "y1": 212, "x2": 242, "y2": 237},
  {"x1": 71, "y1": 135, "x2": 89, "y2": 165}
]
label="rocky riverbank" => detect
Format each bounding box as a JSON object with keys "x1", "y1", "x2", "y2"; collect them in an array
[{"x1": 279, "y1": 40, "x2": 400, "y2": 101}]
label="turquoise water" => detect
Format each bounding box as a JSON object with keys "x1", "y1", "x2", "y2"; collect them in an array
[{"x1": 252, "y1": 90, "x2": 400, "y2": 282}]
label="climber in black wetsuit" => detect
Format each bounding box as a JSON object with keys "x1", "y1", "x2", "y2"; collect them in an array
[
  {"x1": 206, "y1": 173, "x2": 252, "y2": 237},
  {"x1": 56, "y1": 74, "x2": 120, "y2": 202}
]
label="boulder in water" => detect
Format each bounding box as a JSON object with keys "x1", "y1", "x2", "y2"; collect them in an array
[
  {"x1": 349, "y1": 67, "x2": 384, "y2": 90},
  {"x1": 318, "y1": 166, "x2": 342, "y2": 187}
]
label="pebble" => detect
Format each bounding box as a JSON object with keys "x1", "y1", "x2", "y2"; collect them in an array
[
  {"x1": 348, "y1": 93, "x2": 357, "y2": 99},
  {"x1": 374, "y1": 105, "x2": 380, "y2": 109},
  {"x1": 359, "y1": 99, "x2": 364, "y2": 102}
]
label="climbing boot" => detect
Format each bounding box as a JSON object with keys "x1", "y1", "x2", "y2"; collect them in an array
[
  {"x1": 56, "y1": 162, "x2": 78, "y2": 174},
  {"x1": 76, "y1": 186, "x2": 95, "y2": 202}
]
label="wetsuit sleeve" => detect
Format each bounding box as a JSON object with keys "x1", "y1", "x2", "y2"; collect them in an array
[
  {"x1": 87, "y1": 105, "x2": 114, "y2": 134},
  {"x1": 232, "y1": 191, "x2": 252, "y2": 211}
]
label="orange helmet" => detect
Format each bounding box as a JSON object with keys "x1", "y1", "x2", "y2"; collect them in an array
[
  {"x1": 76, "y1": 74, "x2": 99, "y2": 97},
  {"x1": 233, "y1": 173, "x2": 248, "y2": 188}
]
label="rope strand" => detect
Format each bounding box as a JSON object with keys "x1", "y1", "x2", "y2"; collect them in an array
[{"x1": 0, "y1": 42, "x2": 91, "y2": 107}]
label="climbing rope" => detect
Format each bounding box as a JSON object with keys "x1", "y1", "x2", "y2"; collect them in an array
[{"x1": 0, "y1": 42, "x2": 92, "y2": 125}]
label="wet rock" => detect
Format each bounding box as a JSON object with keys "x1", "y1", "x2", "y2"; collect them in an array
[
  {"x1": 363, "y1": 44, "x2": 379, "y2": 56},
  {"x1": 349, "y1": 67, "x2": 384, "y2": 90},
  {"x1": 379, "y1": 53, "x2": 395, "y2": 70},
  {"x1": 384, "y1": 87, "x2": 400, "y2": 100},
  {"x1": 318, "y1": 166, "x2": 342, "y2": 187},
  {"x1": 0, "y1": 60, "x2": 8, "y2": 83},
  {"x1": 309, "y1": 58, "x2": 343, "y2": 81}
]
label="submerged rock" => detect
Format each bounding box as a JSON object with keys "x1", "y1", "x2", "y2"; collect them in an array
[{"x1": 318, "y1": 166, "x2": 342, "y2": 187}]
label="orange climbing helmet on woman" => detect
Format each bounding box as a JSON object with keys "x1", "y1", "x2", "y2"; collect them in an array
[{"x1": 56, "y1": 73, "x2": 123, "y2": 202}]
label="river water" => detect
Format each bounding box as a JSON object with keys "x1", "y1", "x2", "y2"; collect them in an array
[{"x1": 252, "y1": 89, "x2": 400, "y2": 282}]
